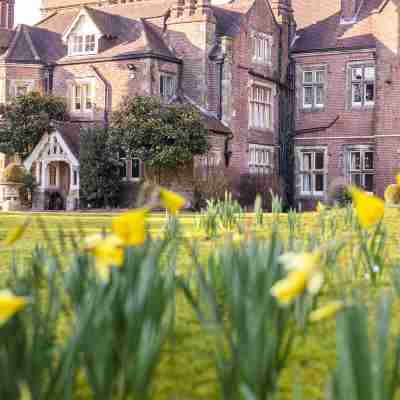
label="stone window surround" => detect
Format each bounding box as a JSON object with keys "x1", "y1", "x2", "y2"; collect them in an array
[
  {"x1": 159, "y1": 73, "x2": 177, "y2": 100},
  {"x1": 8, "y1": 79, "x2": 36, "y2": 100},
  {"x1": 248, "y1": 143, "x2": 274, "y2": 175},
  {"x1": 301, "y1": 66, "x2": 327, "y2": 111},
  {"x1": 296, "y1": 146, "x2": 328, "y2": 198},
  {"x1": 251, "y1": 31, "x2": 273, "y2": 66},
  {"x1": 69, "y1": 78, "x2": 96, "y2": 118},
  {"x1": 346, "y1": 61, "x2": 376, "y2": 110},
  {"x1": 344, "y1": 144, "x2": 375, "y2": 193},
  {"x1": 248, "y1": 79, "x2": 275, "y2": 131}
]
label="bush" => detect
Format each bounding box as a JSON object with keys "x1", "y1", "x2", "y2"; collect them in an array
[
  {"x1": 327, "y1": 178, "x2": 352, "y2": 207},
  {"x1": 232, "y1": 172, "x2": 286, "y2": 211},
  {"x1": 1, "y1": 163, "x2": 25, "y2": 183}
]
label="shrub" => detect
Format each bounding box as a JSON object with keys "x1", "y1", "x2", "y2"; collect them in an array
[
  {"x1": 1, "y1": 163, "x2": 25, "y2": 183},
  {"x1": 232, "y1": 172, "x2": 286, "y2": 211},
  {"x1": 327, "y1": 178, "x2": 352, "y2": 207}
]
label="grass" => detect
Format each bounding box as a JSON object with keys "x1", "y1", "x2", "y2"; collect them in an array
[{"x1": 1, "y1": 208, "x2": 400, "y2": 399}]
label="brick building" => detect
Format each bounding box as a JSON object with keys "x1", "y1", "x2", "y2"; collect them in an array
[
  {"x1": 292, "y1": 0, "x2": 400, "y2": 209},
  {"x1": 0, "y1": 0, "x2": 399, "y2": 210}
]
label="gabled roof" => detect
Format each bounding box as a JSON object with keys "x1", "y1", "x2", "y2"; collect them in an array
[
  {"x1": 53, "y1": 121, "x2": 81, "y2": 159},
  {"x1": 292, "y1": 0, "x2": 385, "y2": 53},
  {"x1": 34, "y1": 1, "x2": 179, "y2": 63}
]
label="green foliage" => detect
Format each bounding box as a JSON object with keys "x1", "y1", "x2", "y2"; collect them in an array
[
  {"x1": 0, "y1": 92, "x2": 68, "y2": 159},
  {"x1": 180, "y1": 235, "x2": 295, "y2": 400},
  {"x1": 1, "y1": 163, "x2": 25, "y2": 183},
  {"x1": 20, "y1": 170, "x2": 38, "y2": 208},
  {"x1": 110, "y1": 96, "x2": 210, "y2": 171},
  {"x1": 329, "y1": 294, "x2": 400, "y2": 400},
  {"x1": 79, "y1": 127, "x2": 123, "y2": 208}
]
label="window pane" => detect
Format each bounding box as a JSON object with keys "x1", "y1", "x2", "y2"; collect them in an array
[
  {"x1": 365, "y1": 83, "x2": 374, "y2": 103},
  {"x1": 302, "y1": 174, "x2": 311, "y2": 192},
  {"x1": 120, "y1": 160, "x2": 127, "y2": 179},
  {"x1": 351, "y1": 152, "x2": 361, "y2": 170},
  {"x1": 132, "y1": 159, "x2": 140, "y2": 179},
  {"x1": 84, "y1": 84, "x2": 92, "y2": 110},
  {"x1": 352, "y1": 67, "x2": 363, "y2": 81},
  {"x1": 316, "y1": 71, "x2": 324, "y2": 83},
  {"x1": 85, "y1": 34, "x2": 96, "y2": 52},
  {"x1": 315, "y1": 86, "x2": 324, "y2": 106},
  {"x1": 304, "y1": 71, "x2": 313, "y2": 83},
  {"x1": 315, "y1": 152, "x2": 324, "y2": 170},
  {"x1": 315, "y1": 173, "x2": 324, "y2": 192},
  {"x1": 364, "y1": 66, "x2": 375, "y2": 81},
  {"x1": 364, "y1": 151, "x2": 374, "y2": 170},
  {"x1": 302, "y1": 153, "x2": 312, "y2": 171},
  {"x1": 352, "y1": 83, "x2": 362, "y2": 104},
  {"x1": 74, "y1": 86, "x2": 81, "y2": 110},
  {"x1": 351, "y1": 173, "x2": 362, "y2": 187},
  {"x1": 304, "y1": 86, "x2": 313, "y2": 106},
  {"x1": 364, "y1": 174, "x2": 374, "y2": 191}
]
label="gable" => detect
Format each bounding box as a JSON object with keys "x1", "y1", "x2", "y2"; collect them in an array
[
  {"x1": 246, "y1": 0, "x2": 278, "y2": 34},
  {"x1": 62, "y1": 9, "x2": 103, "y2": 43}
]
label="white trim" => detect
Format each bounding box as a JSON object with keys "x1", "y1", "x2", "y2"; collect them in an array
[
  {"x1": 292, "y1": 48, "x2": 375, "y2": 58},
  {"x1": 24, "y1": 130, "x2": 79, "y2": 171},
  {"x1": 62, "y1": 8, "x2": 102, "y2": 43},
  {"x1": 294, "y1": 135, "x2": 400, "y2": 140}
]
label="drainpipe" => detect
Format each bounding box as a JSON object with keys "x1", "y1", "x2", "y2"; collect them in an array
[{"x1": 90, "y1": 65, "x2": 110, "y2": 126}]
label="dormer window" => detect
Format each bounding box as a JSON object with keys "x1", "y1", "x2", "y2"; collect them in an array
[
  {"x1": 64, "y1": 12, "x2": 101, "y2": 56},
  {"x1": 70, "y1": 34, "x2": 97, "y2": 55}
]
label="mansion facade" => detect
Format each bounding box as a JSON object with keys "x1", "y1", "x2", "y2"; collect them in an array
[{"x1": 0, "y1": 0, "x2": 399, "y2": 210}]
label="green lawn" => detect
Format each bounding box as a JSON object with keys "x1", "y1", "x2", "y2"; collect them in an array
[{"x1": 0, "y1": 209, "x2": 399, "y2": 399}]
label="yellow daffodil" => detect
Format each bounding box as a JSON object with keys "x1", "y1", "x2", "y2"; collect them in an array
[
  {"x1": 159, "y1": 189, "x2": 186, "y2": 215},
  {"x1": 112, "y1": 208, "x2": 148, "y2": 246},
  {"x1": 271, "y1": 251, "x2": 323, "y2": 306},
  {"x1": 397, "y1": 174, "x2": 400, "y2": 186},
  {"x1": 83, "y1": 232, "x2": 107, "y2": 251},
  {"x1": 309, "y1": 301, "x2": 344, "y2": 322},
  {"x1": 0, "y1": 290, "x2": 28, "y2": 326},
  {"x1": 92, "y1": 234, "x2": 124, "y2": 279},
  {"x1": 350, "y1": 187, "x2": 385, "y2": 229},
  {"x1": 316, "y1": 202, "x2": 326, "y2": 212},
  {"x1": 1, "y1": 218, "x2": 30, "y2": 247}
]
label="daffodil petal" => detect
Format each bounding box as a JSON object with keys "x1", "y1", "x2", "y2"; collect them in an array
[
  {"x1": 309, "y1": 301, "x2": 344, "y2": 322},
  {"x1": 159, "y1": 189, "x2": 186, "y2": 215},
  {"x1": 112, "y1": 208, "x2": 148, "y2": 246},
  {"x1": 0, "y1": 290, "x2": 28, "y2": 326},
  {"x1": 2, "y1": 218, "x2": 30, "y2": 247}
]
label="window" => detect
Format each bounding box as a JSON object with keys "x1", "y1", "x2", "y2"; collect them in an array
[
  {"x1": 49, "y1": 164, "x2": 57, "y2": 186},
  {"x1": 73, "y1": 170, "x2": 78, "y2": 186},
  {"x1": 248, "y1": 144, "x2": 273, "y2": 175},
  {"x1": 348, "y1": 148, "x2": 374, "y2": 192},
  {"x1": 350, "y1": 65, "x2": 375, "y2": 107},
  {"x1": 252, "y1": 32, "x2": 272, "y2": 64},
  {"x1": 71, "y1": 82, "x2": 94, "y2": 114},
  {"x1": 298, "y1": 149, "x2": 326, "y2": 196},
  {"x1": 249, "y1": 85, "x2": 273, "y2": 130},
  {"x1": 302, "y1": 69, "x2": 325, "y2": 109},
  {"x1": 70, "y1": 34, "x2": 97, "y2": 55},
  {"x1": 160, "y1": 75, "x2": 176, "y2": 100},
  {"x1": 120, "y1": 157, "x2": 142, "y2": 181},
  {"x1": 9, "y1": 80, "x2": 34, "y2": 99}
]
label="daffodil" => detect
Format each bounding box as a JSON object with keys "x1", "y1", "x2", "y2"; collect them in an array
[
  {"x1": 350, "y1": 187, "x2": 385, "y2": 229},
  {"x1": 397, "y1": 174, "x2": 400, "y2": 186},
  {"x1": 1, "y1": 218, "x2": 30, "y2": 247},
  {"x1": 0, "y1": 290, "x2": 28, "y2": 326},
  {"x1": 309, "y1": 301, "x2": 344, "y2": 322},
  {"x1": 271, "y1": 251, "x2": 323, "y2": 306},
  {"x1": 92, "y1": 234, "x2": 124, "y2": 279},
  {"x1": 83, "y1": 232, "x2": 107, "y2": 251},
  {"x1": 159, "y1": 189, "x2": 186, "y2": 215},
  {"x1": 316, "y1": 202, "x2": 326, "y2": 212},
  {"x1": 112, "y1": 208, "x2": 148, "y2": 246}
]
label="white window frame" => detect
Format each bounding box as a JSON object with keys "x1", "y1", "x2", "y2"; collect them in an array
[
  {"x1": 160, "y1": 74, "x2": 176, "y2": 100},
  {"x1": 251, "y1": 32, "x2": 273, "y2": 65},
  {"x1": 349, "y1": 64, "x2": 375, "y2": 108},
  {"x1": 70, "y1": 79, "x2": 95, "y2": 116},
  {"x1": 249, "y1": 82, "x2": 274, "y2": 130},
  {"x1": 9, "y1": 79, "x2": 35, "y2": 100},
  {"x1": 302, "y1": 69, "x2": 325, "y2": 110},
  {"x1": 297, "y1": 147, "x2": 327, "y2": 197},
  {"x1": 347, "y1": 146, "x2": 375, "y2": 192},
  {"x1": 120, "y1": 157, "x2": 142, "y2": 182},
  {"x1": 248, "y1": 143, "x2": 273, "y2": 175}
]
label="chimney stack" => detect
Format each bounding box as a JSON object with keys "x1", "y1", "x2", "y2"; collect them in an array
[{"x1": 0, "y1": 0, "x2": 14, "y2": 29}]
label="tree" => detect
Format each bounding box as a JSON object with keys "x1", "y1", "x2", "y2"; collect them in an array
[
  {"x1": 0, "y1": 92, "x2": 68, "y2": 159},
  {"x1": 110, "y1": 96, "x2": 210, "y2": 176},
  {"x1": 79, "y1": 127, "x2": 123, "y2": 208}
]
